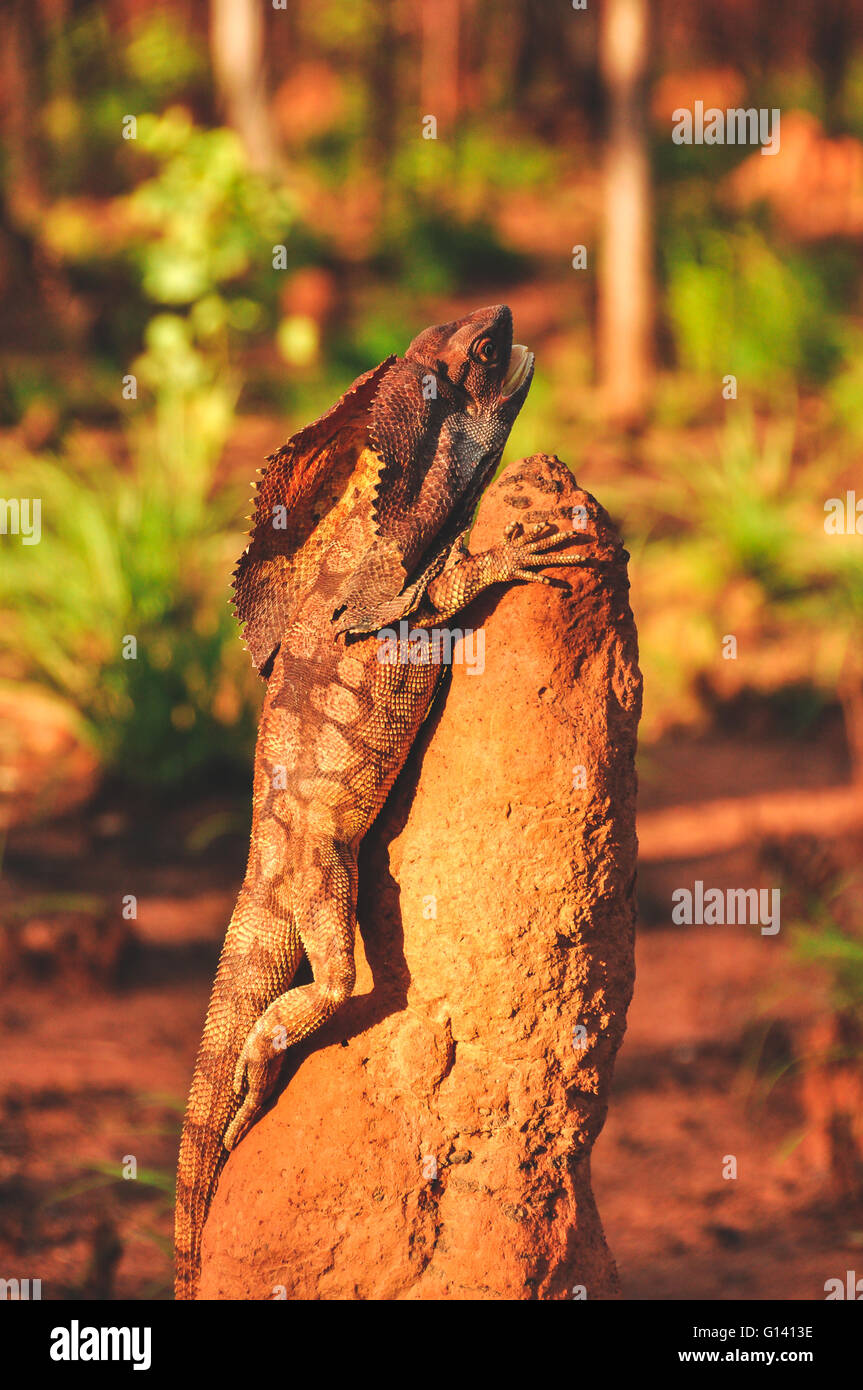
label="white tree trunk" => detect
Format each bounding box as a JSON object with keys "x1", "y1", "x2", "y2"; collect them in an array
[
  {"x1": 598, "y1": 0, "x2": 654, "y2": 424},
  {"x1": 210, "y1": 0, "x2": 279, "y2": 173}
]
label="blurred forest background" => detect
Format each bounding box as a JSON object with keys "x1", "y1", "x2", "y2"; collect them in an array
[{"x1": 1, "y1": 0, "x2": 863, "y2": 1300}]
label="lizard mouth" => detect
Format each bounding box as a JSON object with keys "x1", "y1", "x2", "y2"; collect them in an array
[{"x1": 499, "y1": 343, "x2": 534, "y2": 400}]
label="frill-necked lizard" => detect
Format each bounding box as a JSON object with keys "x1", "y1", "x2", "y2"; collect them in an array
[{"x1": 174, "y1": 304, "x2": 590, "y2": 1299}]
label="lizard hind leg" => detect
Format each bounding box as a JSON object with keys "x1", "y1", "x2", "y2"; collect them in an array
[{"x1": 227, "y1": 839, "x2": 359, "y2": 1149}]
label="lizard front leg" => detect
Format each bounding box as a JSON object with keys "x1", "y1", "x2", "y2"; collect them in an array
[
  {"x1": 226, "y1": 837, "x2": 358, "y2": 1149},
  {"x1": 415, "y1": 521, "x2": 596, "y2": 624}
]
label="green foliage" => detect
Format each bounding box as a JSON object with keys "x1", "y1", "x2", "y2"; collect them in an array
[
  {"x1": 791, "y1": 886, "x2": 863, "y2": 1022},
  {"x1": 120, "y1": 109, "x2": 297, "y2": 475},
  {"x1": 658, "y1": 408, "x2": 815, "y2": 593},
  {"x1": 827, "y1": 328, "x2": 863, "y2": 444},
  {"x1": 372, "y1": 198, "x2": 528, "y2": 295},
  {"x1": 9, "y1": 2, "x2": 863, "y2": 785},
  {"x1": 329, "y1": 306, "x2": 413, "y2": 379},
  {"x1": 40, "y1": 6, "x2": 207, "y2": 197},
  {"x1": 664, "y1": 224, "x2": 845, "y2": 388},
  {"x1": 764, "y1": 66, "x2": 827, "y2": 126},
  {"x1": 793, "y1": 923, "x2": 863, "y2": 1018},
  {"x1": 130, "y1": 309, "x2": 240, "y2": 484},
  {"x1": 0, "y1": 446, "x2": 258, "y2": 787},
  {"x1": 123, "y1": 13, "x2": 205, "y2": 99},
  {"x1": 0, "y1": 109, "x2": 305, "y2": 787},
  {"x1": 299, "y1": 0, "x2": 376, "y2": 47},
  {"x1": 362, "y1": 124, "x2": 546, "y2": 294},
  {"x1": 127, "y1": 109, "x2": 294, "y2": 310},
  {"x1": 0, "y1": 362, "x2": 66, "y2": 428},
  {"x1": 620, "y1": 407, "x2": 862, "y2": 736},
  {"x1": 391, "y1": 125, "x2": 560, "y2": 203},
  {"x1": 504, "y1": 366, "x2": 560, "y2": 462},
  {"x1": 840, "y1": 50, "x2": 863, "y2": 140}
]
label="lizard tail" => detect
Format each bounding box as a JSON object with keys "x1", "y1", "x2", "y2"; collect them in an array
[{"x1": 174, "y1": 892, "x2": 302, "y2": 1300}]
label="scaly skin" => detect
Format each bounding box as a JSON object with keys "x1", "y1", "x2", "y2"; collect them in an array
[{"x1": 174, "y1": 306, "x2": 592, "y2": 1299}]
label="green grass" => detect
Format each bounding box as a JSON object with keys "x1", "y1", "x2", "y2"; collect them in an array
[{"x1": 0, "y1": 444, "x2": 258, "y2": 787}]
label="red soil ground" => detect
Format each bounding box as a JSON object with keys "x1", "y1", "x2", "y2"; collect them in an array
[{"x1": 1, "y1": 725, "x2": 861, "y2": 1300}]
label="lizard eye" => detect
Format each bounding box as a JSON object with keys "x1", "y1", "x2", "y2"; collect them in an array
[{"x1": 470, "y1": 335, "x2": 498, "y2": 365}]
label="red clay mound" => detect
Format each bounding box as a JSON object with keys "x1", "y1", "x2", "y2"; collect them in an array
[{"x1": 199, "y1": 453, "x2": 642, "y2": 1300}]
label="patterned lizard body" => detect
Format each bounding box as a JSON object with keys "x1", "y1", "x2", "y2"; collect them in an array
[{"x1": 174, "y1": 304, "x2": 591, "y2": 1299}]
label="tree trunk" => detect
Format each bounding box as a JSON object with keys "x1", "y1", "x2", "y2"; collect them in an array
[
  {"x1": 419, "y1": 0, "x2": 460, "y2": 138},
  {"x1": 597, "y1": 0, "x2": 654, "y2": 425},
  {"x1": 209, "y1": 0, "x2": 279, "y2": 173}
]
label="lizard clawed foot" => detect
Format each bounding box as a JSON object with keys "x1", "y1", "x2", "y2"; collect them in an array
[
  {"x1": 502, "y1": 519, "x2": 557, "y2": 544},
  {"x1": 224, "y1": 1021, "x2": 285, "y2": 1151},
  {"x1": 493, "y1": 523, "x2": 594, "y2": 586}
]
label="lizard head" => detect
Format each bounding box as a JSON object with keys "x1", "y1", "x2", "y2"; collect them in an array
[
  {"x1": 361, "y1": 304, "x2": 537, "y2": 593},
  {"x1": 236, "y1": 305, "x2": 537, "y2": 664},
  {"x1": 404, "y1": 303, "x2": 534, "y2": 427},
  {"x1": 369, "y1": 303, "x2": 534, "y2": 527}
]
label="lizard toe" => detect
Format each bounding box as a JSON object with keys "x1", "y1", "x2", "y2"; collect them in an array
[
  {"x1": 232, "y1": 1051, "x2": 249, "y2": 1097},
  {"x1": 525, "y1": 521, "x2": 555, "y2": 541},
  {"x1": 224, "y1": 1100, "x2": 256, "y2": 1151},
  {"x1": 532, "y1": 551, "x2": 595, "y2": 567}
]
